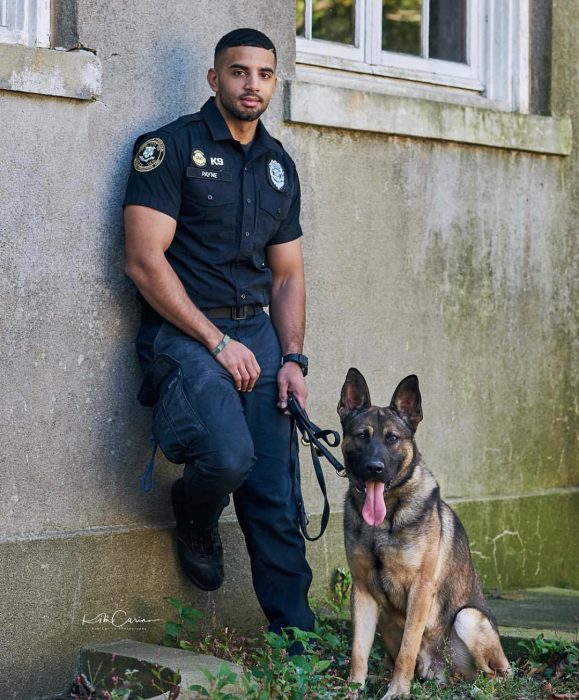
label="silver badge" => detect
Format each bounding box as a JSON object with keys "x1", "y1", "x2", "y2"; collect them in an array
[{"x1": 268, "y1": 159, "x2": 285, "y2": 191}]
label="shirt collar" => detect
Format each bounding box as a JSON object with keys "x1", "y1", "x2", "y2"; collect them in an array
[{"x1": 200, "y1": 97, "x2": 283, "y2": 155}]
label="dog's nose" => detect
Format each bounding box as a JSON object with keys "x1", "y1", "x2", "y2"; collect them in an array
[{"x1": 365, "y1": 461, "x2": 384, "y2": 476}]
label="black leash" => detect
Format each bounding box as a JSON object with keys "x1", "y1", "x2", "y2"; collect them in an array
[{"x1": 287, "y1": 393, "x2": 345, "y2": 541}]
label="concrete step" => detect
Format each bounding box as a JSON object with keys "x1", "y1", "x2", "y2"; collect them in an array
[
  {"x1": 78, "y1": 639, "x2": 243, "y2": 700},
  {"x1": 487, "y1": 586, "x2": 579, "y2": 659}
]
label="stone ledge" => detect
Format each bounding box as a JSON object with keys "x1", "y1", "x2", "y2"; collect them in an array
[
  {"x1": 285, "y1": 78, "x2": 572, "y2": 156},
  {"x1": 78, "y1": 639, "x2": 242, "y2": 699},
  {"x1": 0, "y1": 44, "x2": 101, "y2": 100}
]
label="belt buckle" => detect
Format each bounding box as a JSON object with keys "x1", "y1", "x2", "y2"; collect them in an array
[{"x1": 231, "y1": 305, "x2": 247, "y2": 320}]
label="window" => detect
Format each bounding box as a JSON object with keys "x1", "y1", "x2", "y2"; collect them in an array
[
  {"x1": 0, "y1": 0, "x2": 50, "y2": 47},
  {"x1": 296, "y1": 0, "x2": 529, "y2": 112}
]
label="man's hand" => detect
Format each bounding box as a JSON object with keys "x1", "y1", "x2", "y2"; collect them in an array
[
  {"x1": 214, "y1": 339, "x2": 261, "y2": 392},
  {"x1": 277, "y1": 361, "x2": 308, "y2": 414}
]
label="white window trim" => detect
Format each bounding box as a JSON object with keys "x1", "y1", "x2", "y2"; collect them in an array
[
  {"x1": 296, "y1": 0, "x2": 530, "y2": 113},
  {"x1": 0, "y1": 0, "x2": 51, "y2": 48},
  {"x1": 298, "y1": 0, "x2": 366, "y2": 62}
]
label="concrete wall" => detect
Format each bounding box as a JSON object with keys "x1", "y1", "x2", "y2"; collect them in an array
[{"x1": 0, "y1": 1, "x2": 576, "y2": 698}]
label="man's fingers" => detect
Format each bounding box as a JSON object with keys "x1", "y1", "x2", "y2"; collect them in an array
[
  {"x1": 231, "y1": 368, "x2": 243, "y2": 391},
  {"x1": 249, "y1": 356, "x2": 261, "y2": 390},
  {"x1": 278, "y1": 379, "x2": 288, "y2": 409},
  {"x1": 214, "y1": 339, "x2": 261, "y2": 391}
]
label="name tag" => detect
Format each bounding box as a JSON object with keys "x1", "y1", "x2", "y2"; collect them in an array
[{"x1": 187, "y1": 167, "x2": 232, "y2": 182}]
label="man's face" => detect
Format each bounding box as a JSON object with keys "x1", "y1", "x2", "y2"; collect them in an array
[{"x1": 208, "y1": 45, "x2": 277, "y2": 122}]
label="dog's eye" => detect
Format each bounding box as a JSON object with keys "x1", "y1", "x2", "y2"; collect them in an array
[
  {"x1": 385, "y1": 433, "x2": 399, "y2": 445},
  {"x1": 356, "y1": 431, "x2": 369, "y2": 441}
]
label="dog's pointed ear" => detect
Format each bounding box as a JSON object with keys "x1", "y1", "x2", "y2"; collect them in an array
[
  {"x1": 389, "y1": 375, "x2": 422, "y2": 432},
  {"x1": 338, "y1": 368, "x2": 371, "y2": 422}
]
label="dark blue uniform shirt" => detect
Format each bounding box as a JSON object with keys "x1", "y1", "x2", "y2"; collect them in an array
[{"x1": 123, "y1": 97, "x2": 303, "y2": 321}]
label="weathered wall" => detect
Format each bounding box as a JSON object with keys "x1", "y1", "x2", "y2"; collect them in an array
[{"x1": 0, "y1": 0, "x2": 577, "y2": 698}]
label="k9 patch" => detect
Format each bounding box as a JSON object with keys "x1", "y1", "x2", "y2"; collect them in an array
[{"x1": 134, "y1": 138, "x2": 165, "y2": 172}]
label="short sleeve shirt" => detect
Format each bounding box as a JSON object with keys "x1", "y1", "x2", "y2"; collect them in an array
[{"x1": 123, "y1": 97, "x2": 303, "y2": 317}]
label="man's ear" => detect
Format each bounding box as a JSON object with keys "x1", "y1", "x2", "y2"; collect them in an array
[
  {"x1": 338, "y1": 368, "x2": 371, "y2": 422},
  {"x1": 389, "y1": 375, "x2": 422, "y2": 432},
  {"x1": 207, "y1": 67, "x2": 218, "y2": 93}
]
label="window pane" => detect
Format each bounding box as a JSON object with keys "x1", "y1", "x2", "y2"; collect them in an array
[
  {"x1": 312, "y1": 0, "x2": 355, "y2": 46},
  {"x1": 296, "y1": 0, "x2": 306, "y2": 37},
  {"x1": 382, "y1": 0, "x2": 422, "y2": 56},
  {"x1": 429, "y1": 0, "x2": 467, "y2": 63}
]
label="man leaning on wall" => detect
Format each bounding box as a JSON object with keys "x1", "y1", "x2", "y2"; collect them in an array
[{"x1": 123, "y1": 28, "x2": 315, "y2": 638}]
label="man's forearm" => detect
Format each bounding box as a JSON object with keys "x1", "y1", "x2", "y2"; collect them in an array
[
  {"x1": 269, "y1": 273, "x2": 306, "y2": 355},
  {"x1": 126, "y1": 254, "x2": 223, "y2": 349}
]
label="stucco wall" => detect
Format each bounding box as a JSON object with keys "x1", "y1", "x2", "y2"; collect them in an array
[{"x1": 0, "y1": 1, "x2": 577, "y2": 698}]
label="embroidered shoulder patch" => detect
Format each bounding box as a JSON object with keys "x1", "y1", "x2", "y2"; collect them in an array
[
  {"x1": 134, "y1": 138, "x2": 166, "y2": 172},
  {"x1": 267, "y1": 158, "x2": 286, "y2": 191}
]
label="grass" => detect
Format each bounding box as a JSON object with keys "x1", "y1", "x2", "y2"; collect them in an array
[{"x1": 74, "y1": 568, "x2": 578, "y2": 699}]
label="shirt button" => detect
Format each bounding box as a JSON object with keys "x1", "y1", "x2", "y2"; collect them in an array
[
  {"x1": 246, "y1": 198, "x2": 251, "y2": 203},
  {"x1": 241, "y1": 293, "x2": 246, "y2": 300},
  {"x1": 207, "y1": 194, "x2": 213, "y2": 200},
  {"x1": 277, "y1": 207, "x2": 282, "y2": 214},
  {"x1": 245, "y1": 231, "x2": 250, "y2": 237}
]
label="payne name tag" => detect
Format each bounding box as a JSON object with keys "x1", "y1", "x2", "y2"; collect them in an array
[{"x1": 187, "y1": 167, "x2": 232, "y2": 182}]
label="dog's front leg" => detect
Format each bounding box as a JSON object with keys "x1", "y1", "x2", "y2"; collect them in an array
[
  {"x1": 383, "y1": 579, "x2": 435, "y2": 699},
  {"x1": 349, "y1": 582, "x2": 380, "y2": 687}
]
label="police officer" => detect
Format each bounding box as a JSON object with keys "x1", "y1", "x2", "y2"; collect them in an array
[{"x1": 123, "y1": 28, "x2": 315, "y2": 635}]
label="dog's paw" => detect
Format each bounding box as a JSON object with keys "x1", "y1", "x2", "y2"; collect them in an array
[
  {"x1": 347, "y1": 674, "x2": 366, "y2": 691},
  {"x1": 381, "y1": 677, "x2": 411, "y2": 699}
]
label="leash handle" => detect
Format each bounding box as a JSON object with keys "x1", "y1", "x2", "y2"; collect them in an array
[
  {"x1": 287, "y1": 395, "x2": 344, "y2": 473},
  {"x1": 287, "y1": 393, "x2": 344, "y2": 541}
]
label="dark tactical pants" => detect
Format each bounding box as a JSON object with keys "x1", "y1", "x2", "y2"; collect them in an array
[{"x1": 136, "y1": 311, "x2": 315, "y2": 633}]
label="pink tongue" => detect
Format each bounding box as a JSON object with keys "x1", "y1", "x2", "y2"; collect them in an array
[{"x1": 362, "y1": 481, "x2": 387, "y2": 527}]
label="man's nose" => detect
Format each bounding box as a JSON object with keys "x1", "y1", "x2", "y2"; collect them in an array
[{"x1": 244, "y1": 72, "x2": 260, "y2": 91}]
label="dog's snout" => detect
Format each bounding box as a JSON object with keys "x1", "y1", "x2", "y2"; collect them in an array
[{"x1": 365, "y1": 460, "x2": 384, "y2": 476}]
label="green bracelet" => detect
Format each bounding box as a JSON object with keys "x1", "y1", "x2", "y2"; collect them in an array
[{"x1": 211, "y1": 334, "x2": 231, "y2": 357}]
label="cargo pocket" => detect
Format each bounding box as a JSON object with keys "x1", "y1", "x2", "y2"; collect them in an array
[
  {"x1": 153, "y1": 368, "x2": 209, "y2": 464},
  {"x1": 138, "y1": 351, "x2": 180, "y2": 407}
]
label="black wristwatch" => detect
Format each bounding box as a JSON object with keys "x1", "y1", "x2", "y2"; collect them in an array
[{"x1": 281, "y1": 353, "x2": 309, "y2": 377}]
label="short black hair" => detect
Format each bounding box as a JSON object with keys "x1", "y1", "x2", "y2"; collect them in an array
[{"x1": 214, "y1": 28, "x2": 277, "y2": 65}]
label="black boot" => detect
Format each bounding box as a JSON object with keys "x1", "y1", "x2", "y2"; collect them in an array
[{"x1": 171, "y1": 478, "x2": 224, "y2": 591}]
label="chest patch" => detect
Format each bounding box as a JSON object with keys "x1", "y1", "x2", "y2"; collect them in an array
[
  {"x1": 134, "y1": 138, "x2": 165, "y2": 172},
  {"x1": 267, "y1": 158, "x2": 286, "y2": 191}
]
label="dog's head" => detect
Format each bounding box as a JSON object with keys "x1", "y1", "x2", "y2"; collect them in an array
[{"x1": 337, "y1": 368, "x2": 423, "y2": 527}]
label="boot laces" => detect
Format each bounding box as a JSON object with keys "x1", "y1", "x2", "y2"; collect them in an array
[{"x1": 191, "y1": 525, "x2": 218, "y2": 557}]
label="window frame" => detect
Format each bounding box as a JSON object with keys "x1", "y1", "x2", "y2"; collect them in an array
[
  {"x1": 296, "y1": 0, "x2": 530, "y2": 112},
  {"x1": 0, "y1": 0, "x2": 51, "y2": 48}
]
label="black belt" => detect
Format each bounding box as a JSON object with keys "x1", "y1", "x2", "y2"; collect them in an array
[
  {"x1": 287, "y1": 393, "x2": 345, "y2": 541},
  {"x1": 204, "y1": 304, "x2": 264, "y2": 320}
]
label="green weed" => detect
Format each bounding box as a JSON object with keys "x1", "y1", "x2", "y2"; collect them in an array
[{"x1": 159, "y1": 572, "x2": 579, "y2": 700}]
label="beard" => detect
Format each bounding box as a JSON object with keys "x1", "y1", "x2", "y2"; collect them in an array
[{"x1": 219, "y1": 91, "x2": 268, "y2": 122}]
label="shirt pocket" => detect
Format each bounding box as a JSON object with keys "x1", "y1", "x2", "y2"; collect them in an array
[
  {"x1": 258, "y1": 190, "x2": 292, "y2": 244},
  {"x1": 182, "y1": 176, "x2": 238, "y2": 242}
]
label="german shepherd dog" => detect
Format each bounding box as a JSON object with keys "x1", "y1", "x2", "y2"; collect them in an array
[{"x1": 338, "y1": 369, "x2": 510, "y2": 699}]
